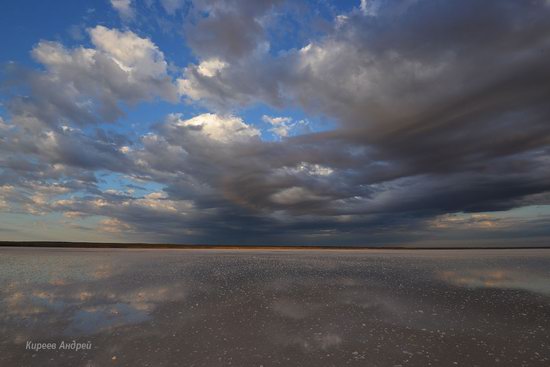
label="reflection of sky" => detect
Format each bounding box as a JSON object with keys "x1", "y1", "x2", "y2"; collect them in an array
[
  {"x1": 68, "y1": 303, "x2": 149, "y2": 335},
  {"x1": 1, "y1": 248, "x2": 549, "y2": 366},
  {"x1": 0, "y1": 249, "x2": 188, "y2": 338},
  {"x1": 438, "y1": 269, "x2": 550, "y2": 295}
]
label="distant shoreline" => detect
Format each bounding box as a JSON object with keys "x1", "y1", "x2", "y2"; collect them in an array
[{"x1": 0, "y1": 241, "x2": 549, "y2": 250}]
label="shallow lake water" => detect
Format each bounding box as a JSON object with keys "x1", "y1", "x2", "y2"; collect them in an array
[{"x1": 0, "y1": 248, "x2": 549, "y2": 366}]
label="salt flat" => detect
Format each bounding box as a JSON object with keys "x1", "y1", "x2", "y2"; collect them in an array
[{"x1": 1, "y1": 248, "x2": 549, "y2": 366}]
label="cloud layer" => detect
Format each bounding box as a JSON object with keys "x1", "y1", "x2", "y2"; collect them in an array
[{"x1": 1, "y1": 0, "x2": 550, "y2": 245}]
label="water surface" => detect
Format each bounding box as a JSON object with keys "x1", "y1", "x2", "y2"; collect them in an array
[{"x1": 1, "y1": 248, "x2": 549, "y2": 366}]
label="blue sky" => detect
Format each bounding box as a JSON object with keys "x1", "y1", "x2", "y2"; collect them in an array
[{"x1": 1, "y1": 0, "x2": 550, "y2": 246}]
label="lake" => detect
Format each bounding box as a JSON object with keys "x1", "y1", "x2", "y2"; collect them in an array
[{"x1": 1, "y1": 248, "x2": 549, "y2": 366}]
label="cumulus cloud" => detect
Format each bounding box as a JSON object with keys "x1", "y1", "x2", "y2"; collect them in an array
[
  {"x1": 89, "y1": 26, "x2": 170, "y2": 81},
  {"x1": 7, "y1": 25, "x2": 176, "y2": 129},
  {"x1": 0, "y1": 25, "x2": 181, "y2": 239},
  {"x1": 0, "y1": 25, "x2": 177, "y2": 186},
  {"x1": 172, "y1": 113, "x2": 260, "y2": 143}
]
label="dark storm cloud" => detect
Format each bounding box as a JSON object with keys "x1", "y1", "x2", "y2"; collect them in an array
[{"x1": 177, "y1": 0, "x2": 550, "y2": 207}]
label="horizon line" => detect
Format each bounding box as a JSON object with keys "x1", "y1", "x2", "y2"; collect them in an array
[{"x1": 1, "y1": 241, "x2": 549, "y2": 250}]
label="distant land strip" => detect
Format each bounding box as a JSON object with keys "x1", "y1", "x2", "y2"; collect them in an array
[{"x1": 0, "y1": 241, "x2": 549, "y2": 250}]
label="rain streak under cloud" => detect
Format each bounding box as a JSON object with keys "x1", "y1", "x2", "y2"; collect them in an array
[{"x1": 1, "y1": 0, "x2": 550, "y2": 245}]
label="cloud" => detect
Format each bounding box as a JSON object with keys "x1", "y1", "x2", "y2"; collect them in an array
[
  {"x1": 177, "y1": 0, "x2": 550, "y2": 208},
  {"x1": 262, "y1": 115, "x2": 309, "y2": 138},
  {"x1": 0, "y1": 26, "x2": 180, "y2": 232},
  {"x1": 6, "y1": 26, "x2": 177, "y2": 129},
  {"x1": 162, "y1": 0, "x2": 550, "y2": 244},
  {"x1": 262, "y1": 115, "x2": 291, "y2": 137},
  {"x1": 196, "y1": 58, "x2": 227, "y2": 77},
  {"x1": 183, "y1": 0, "x2": 284, "y2": 61},
  {"x1": 429, "y1": 213, "x2": 504, "y2": 230},
  {"x1": 89, "y1": 26, "x2": 170, "y2": 80},
  {"x1": 2, "y1": 0, "x2": 550, "y2": 245},
  {"x1": 270, "y1": 186, "x2": 328, "y2": 205},
  {"x1": 110, "y1": 0, "x2": 135, "y2": 20},
  {"x1": 172, "y1": 113, "x2": 260, "y2": 143},
  {"x1": 0, "y1": 25, "x2": 177, "y2": 175},
  {"x1": 0, "y1": 117, "x2": 11, "y2": 131}
]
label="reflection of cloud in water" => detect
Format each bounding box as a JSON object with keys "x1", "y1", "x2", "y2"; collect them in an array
[
  {"x1": 5, "y1": 290, "x2": 66, "y2": 316},
  {"x1": 64, "y1": 286, "x2": 186, "y2": 335},
  {"x1": 339, "y1": 287, "x2": 406, "y2": 314},
  {"x1": 5, "y1": 291, "x2": 48, "y2": 316},
  {"x1": 284, "y1": 332, "x2": 343, "y2": 351},
  {"x1": 438, "y1": 268, "x2": 550, "y2": 294},
  {"x1": 439, "y1": 269, "x2": 550, "y2": 295},
  {"x1": 2, "y1": 283, "x2": 187, "y2": 336},
  {"x1": 92, "y1": 264, "x2": 114, "y2": 279},
  {"x1": 120, "y1": 286, "x2": 185, "y2": 312},
  {"x1": 1, "y1": 249, "x2": 549, "y2": 367},
  {"x1": 66, "y1": 303, "x2": 149, "y2": 335},
  {"x1": 0, "y1": 251, "x2": 187, "y2": 338},
  {"x1": 272, "y1": 298, "x2": 312, "y2": 319}
]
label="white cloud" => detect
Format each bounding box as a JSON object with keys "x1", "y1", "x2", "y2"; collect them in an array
[
  {"x1": 119, "y1": 146, "x2": 132, "y2": 154},
  {"x1": 173, "y1": 113, "x2": 260, "y2": 143},
  {"x1": 263, "y1": 115, "x2": 292, "y2": 138},
  {"x1": 177, "y1": 58, "x2": 238, "y2": 104},
  {"x1": 100, "y1": 217, "x2": 133, "y2": 232},
  {"x1": 270, "y1": 125, "x2": 290, "y2": 138},
  {"x1": 360, "y1": 0, "x2": 368, "y2": 14},
  {"x1": 262, "y1": 115, "x2": 292, "y2": 125},
  {"x1": 89, "y1": 26, "x2": 170, "y2": 81},
  {"x1": 26, "y1": 26, "x2": 177, "y2": 127},
  {"x1": 177, "y1": 78, "x2": 204, "y2": 101},
  {"x1": 262, "y1": 115, "x2": 309, "y2": 138},
  {"x1": 335, "y1": 15, "x2": 349, "y2": 28},
  {"x1": 196, "y1": 58, "x2": 227, "y2": 78},
  {"x1": 110, "y1": 0, "x2": 135, "y2": 20}
]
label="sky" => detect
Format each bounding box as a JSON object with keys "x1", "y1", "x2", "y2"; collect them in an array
[{"x1": 0, "y1": 0, "x2": 549, "y2": 246}]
